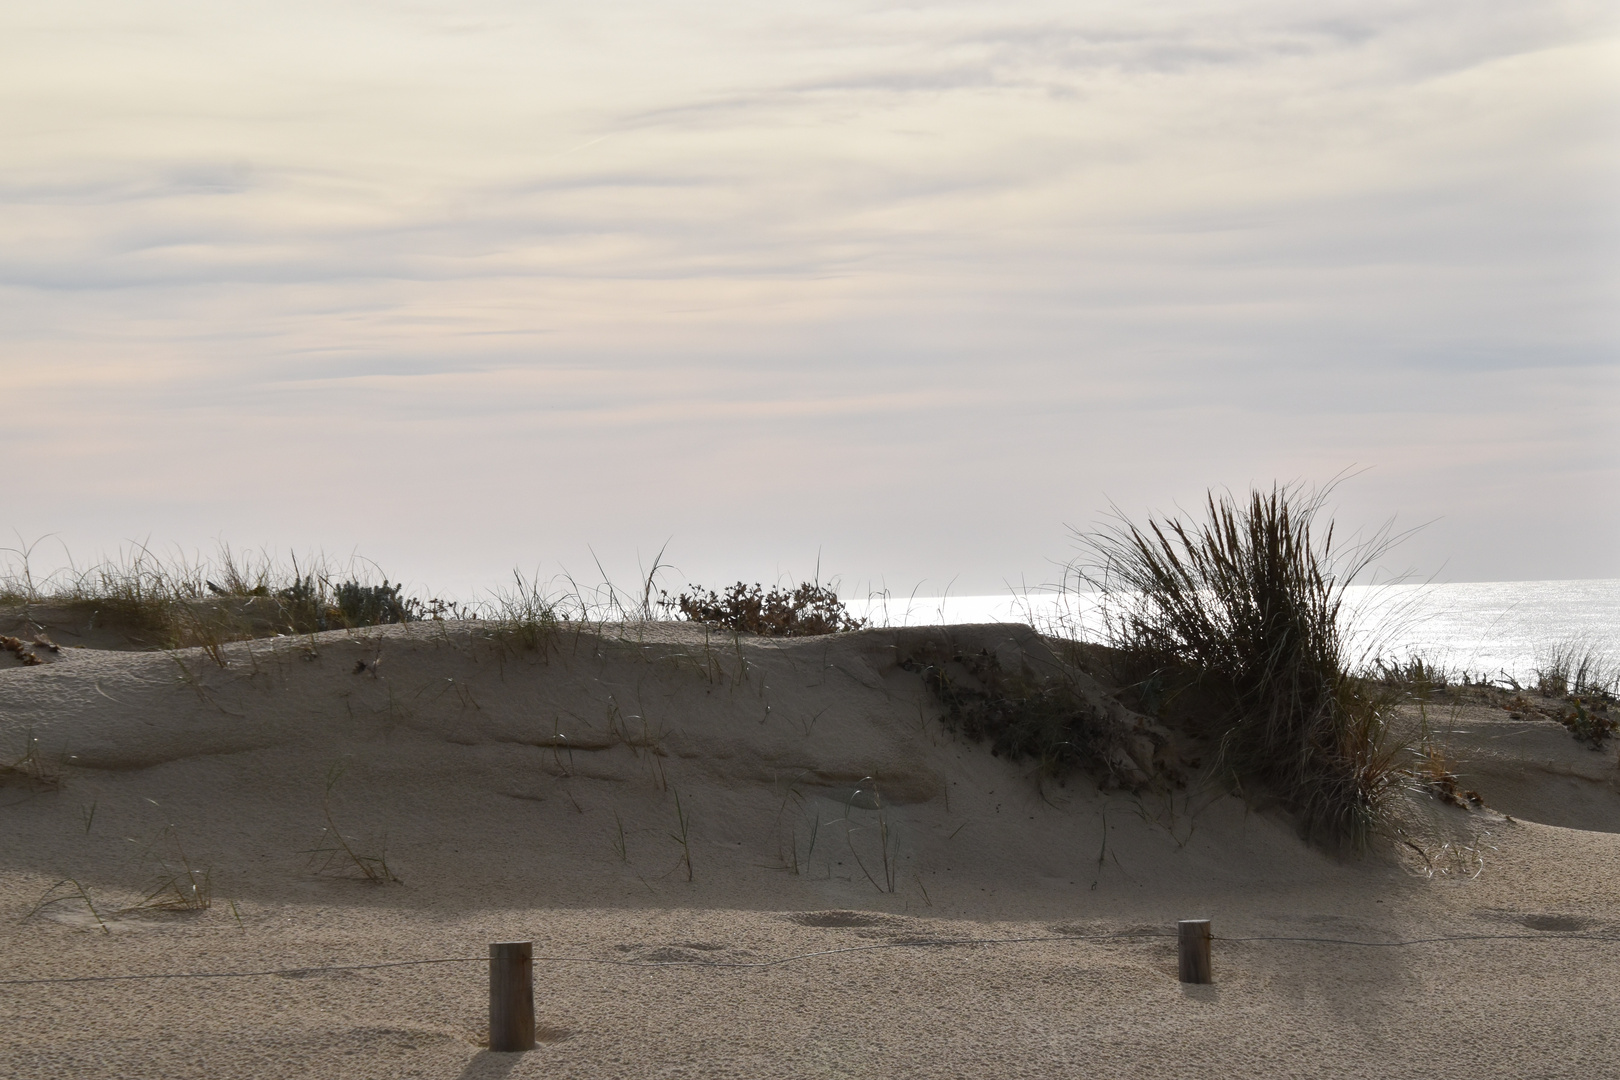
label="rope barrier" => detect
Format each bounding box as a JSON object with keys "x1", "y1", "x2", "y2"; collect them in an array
[
  {"x1": 0, "y1": 955, "x2": 483, "y2": 986},
  {"x1": 1217, "y1": 931, "x2": 1620, "y2": 948},
  {"x1": 2, "y1": 928, "x2": 1616, "y2": 988}
]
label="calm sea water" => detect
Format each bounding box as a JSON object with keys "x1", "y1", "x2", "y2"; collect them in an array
[{"x1": 853, "y1": 579, "x2": 1620, "y2": 687}]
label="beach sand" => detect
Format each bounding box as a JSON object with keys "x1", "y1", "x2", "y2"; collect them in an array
[{"x1": 1, "y1": 620, "x2": 1617, "y2": 1078}]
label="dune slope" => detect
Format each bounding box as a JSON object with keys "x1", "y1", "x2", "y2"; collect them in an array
[{"x1": 1, "y1": 622, "x2": 1617, "y2": 1078}]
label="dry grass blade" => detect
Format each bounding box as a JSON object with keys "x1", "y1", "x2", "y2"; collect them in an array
[
  {"x1": 0, "y1": 732, "x2": 63, "y2": 790},
  {"x1": 130, "y1": 826, "x2": 214, "y2": 912},
  {"x1": 304, "y1": 764, "x2": 399, "y2": 884},
  {"x1": 667, "y1": 789, "x2": 693, "y2": 882},
  {"x1": 25, "y1": 879, "x2": 109, "y2": 934}
]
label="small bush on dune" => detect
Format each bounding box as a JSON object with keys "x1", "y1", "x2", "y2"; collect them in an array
[
  {"x1": 902, "y1": 644, "x2": 1171, "y2": 790},
  {"x1": 1559, "y1": 695, "x2": 1617, "y2": 749},
  {"x1": 333, "y1": 580, "x2": 412, "y2": 627},
  {"x1": 1077, "y1": 484, "x2": 1405, "y2": 849},
  {"x1": 272, "y1": 571, "x2": 452, "y2": 632},
  {"x1": 663, "y1": 582, "x2": 867, "y2": 637}
]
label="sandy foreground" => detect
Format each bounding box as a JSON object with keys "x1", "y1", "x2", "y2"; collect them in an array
[{"x1": 1, "y1": 620, "x2": 1617, "y2": 1079}]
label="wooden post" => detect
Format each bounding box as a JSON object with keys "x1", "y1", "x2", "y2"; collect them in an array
[
  {"x1": 1177, "y1": 919, "x2": 1212, "y2": 984},
  {"x1": 489, "y1": 941, "x2": 535, "y2": 1051}
]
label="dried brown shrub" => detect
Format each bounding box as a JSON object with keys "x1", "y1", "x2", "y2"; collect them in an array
[{"x1": 663, "y1": 582, "x2": 866, "y2": 637}]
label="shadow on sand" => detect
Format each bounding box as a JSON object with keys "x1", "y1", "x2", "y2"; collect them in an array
[{"x1": 457, "y1": 1050, "x2": 526, "y2": 1079}]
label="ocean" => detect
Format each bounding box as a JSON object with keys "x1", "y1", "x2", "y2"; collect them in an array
[{"x1": 853, "y1": 579, "x2": 1620, "y2": 688}]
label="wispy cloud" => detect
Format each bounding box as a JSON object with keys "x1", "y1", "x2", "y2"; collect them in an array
[{"x1": 1, "y1": 0, "x2": 1615, "y2": 588}]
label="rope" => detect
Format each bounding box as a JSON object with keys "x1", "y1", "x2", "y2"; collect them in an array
[
  {"x1": 2, "y1": 929, "x2": 1615, "y2": 988},
  {"x1": 0, "y1": 955, "x2": 483, "y2": 986},
  {"x1": 1216, "y1": 932, "x2": 1620, "y2": 948}
]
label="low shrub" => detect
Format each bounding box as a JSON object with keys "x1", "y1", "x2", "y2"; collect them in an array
[
  {"x1": 333, "y1": 580, "x2": 412, "y2": 627},
  {"x1": 902, "y1": 644, "x2": 1161, "y2": 789},
  {"x1": 662, "y1": 582, "x2": 867, "y2": 637},
  {"x1": 1560, "y1": 695, "x2": 1617, "y2": 749}
]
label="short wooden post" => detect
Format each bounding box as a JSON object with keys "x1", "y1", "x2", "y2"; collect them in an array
[
  {"x1": 489, "y1": 941, "x2": 535, "y2": 1051},
  {"x1": 1177, "y1": 919, "x2": 1212, "y2": 984}
]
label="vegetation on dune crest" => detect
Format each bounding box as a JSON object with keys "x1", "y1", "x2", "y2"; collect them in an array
[
  {"x1": 1075, "y1": 484, "x2": 1407, "y2": 849},
  {"x1": 1534, "y1": 640, "x2": 1619, "y2": 700},
  {"x1": 0, "y1": 542, "x2": 470, "y2": 652},
  {"x1": 0, "y1": 539, "x2": 876, "y2": 655},
  {"x1": 661, "y1": 581, "x2": 867, "y2": 637},
  {"x1": 8, "y1": 506, "x2": 1607, "y2": 840}
]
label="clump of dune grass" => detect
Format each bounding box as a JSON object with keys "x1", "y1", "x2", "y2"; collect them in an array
[
  {"x1": 1526, "y1": 640, "x2": 1619, "y2": 748},
  {"x1": 1534, "y1": 640, "x2": 1618, "y2": 699},
  {"x1": 130, "y1": 826, "x2": 213, "y2": 912},
  {"x1": 662, "y1": 581, "x2": 867, "y2": 636},
  {"x1": 1369, "y1": 653, "x2": 1457, "y2": 695},
  {"x1": 1411, "y1": 744, "x2": 1483, "y2": 808},
  {"x1": 1075, "y1": 484, "x2": 1407, "y2": 848},
  {"x1": 1, "y1": 540, "x2": 465, "y2": 651},
  {"x1": 483, "y1": 570, "x2": 564, "y2": 651}
]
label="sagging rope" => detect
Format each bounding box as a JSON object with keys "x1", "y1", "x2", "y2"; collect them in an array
[{"x1": 3, "y1": 929, "x2": 1617, "y2": 988}]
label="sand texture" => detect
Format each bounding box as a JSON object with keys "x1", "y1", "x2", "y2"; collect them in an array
[{"x1": 2, "y1": 621, "x2": 1618, "y2": 1078}]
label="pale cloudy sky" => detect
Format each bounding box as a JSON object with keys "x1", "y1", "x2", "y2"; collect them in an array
[{"x1": 3, "y1": 0, "x2": 1617, "y2": 598}]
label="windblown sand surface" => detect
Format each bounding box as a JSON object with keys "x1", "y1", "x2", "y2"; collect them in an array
[{"x1": 1, "y1": 620, "x2": 1617, "y2": 1078}]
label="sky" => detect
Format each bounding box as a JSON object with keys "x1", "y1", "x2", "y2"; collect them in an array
[{"x1": 3, "y1": 0, "x2": 1617, "y2": 601}]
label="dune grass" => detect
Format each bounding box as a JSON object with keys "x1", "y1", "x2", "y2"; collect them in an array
[
  {"x1": 0, "y1": 541, "x2": 473, "y2": 652},
  {"x1": 4, "y1": 536, "x2": 879, "y2": 656},
  {"x1": 482, "y1": 570, "x2": 564, "y2": 651},
  {"x1": 1074, "y1": 484, "x2": 1407, "y2": 848},
  {"x1": 1369, "y1": 654, "x2": 1459, "y2": 695},
  {"x1": 1534, "y1": 640, "x2": 1618, "y2": 699}
]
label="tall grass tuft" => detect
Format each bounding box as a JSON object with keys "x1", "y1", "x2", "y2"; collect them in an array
[
  {"x1": 1077, "y1": 484, "x2": 1405, "y2": 848},
  {"x1": 486, "y1": 570, "x2": 562, "y2": 651},
  {"x1": 1534, "y1": 640, "x2": 1618, "y2": 699},
  {"x1": 1, "y1": 540, "x2": 467, "y2": 648}
]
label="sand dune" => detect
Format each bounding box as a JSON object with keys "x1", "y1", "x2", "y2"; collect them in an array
[{"x1": 2, "y1": 621, "x2": 1618, "y2": 1078}]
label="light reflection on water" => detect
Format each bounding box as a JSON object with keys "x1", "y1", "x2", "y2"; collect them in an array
[{"x1": 852, "y1": 580, "x2": 1620, "y2": 686}]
